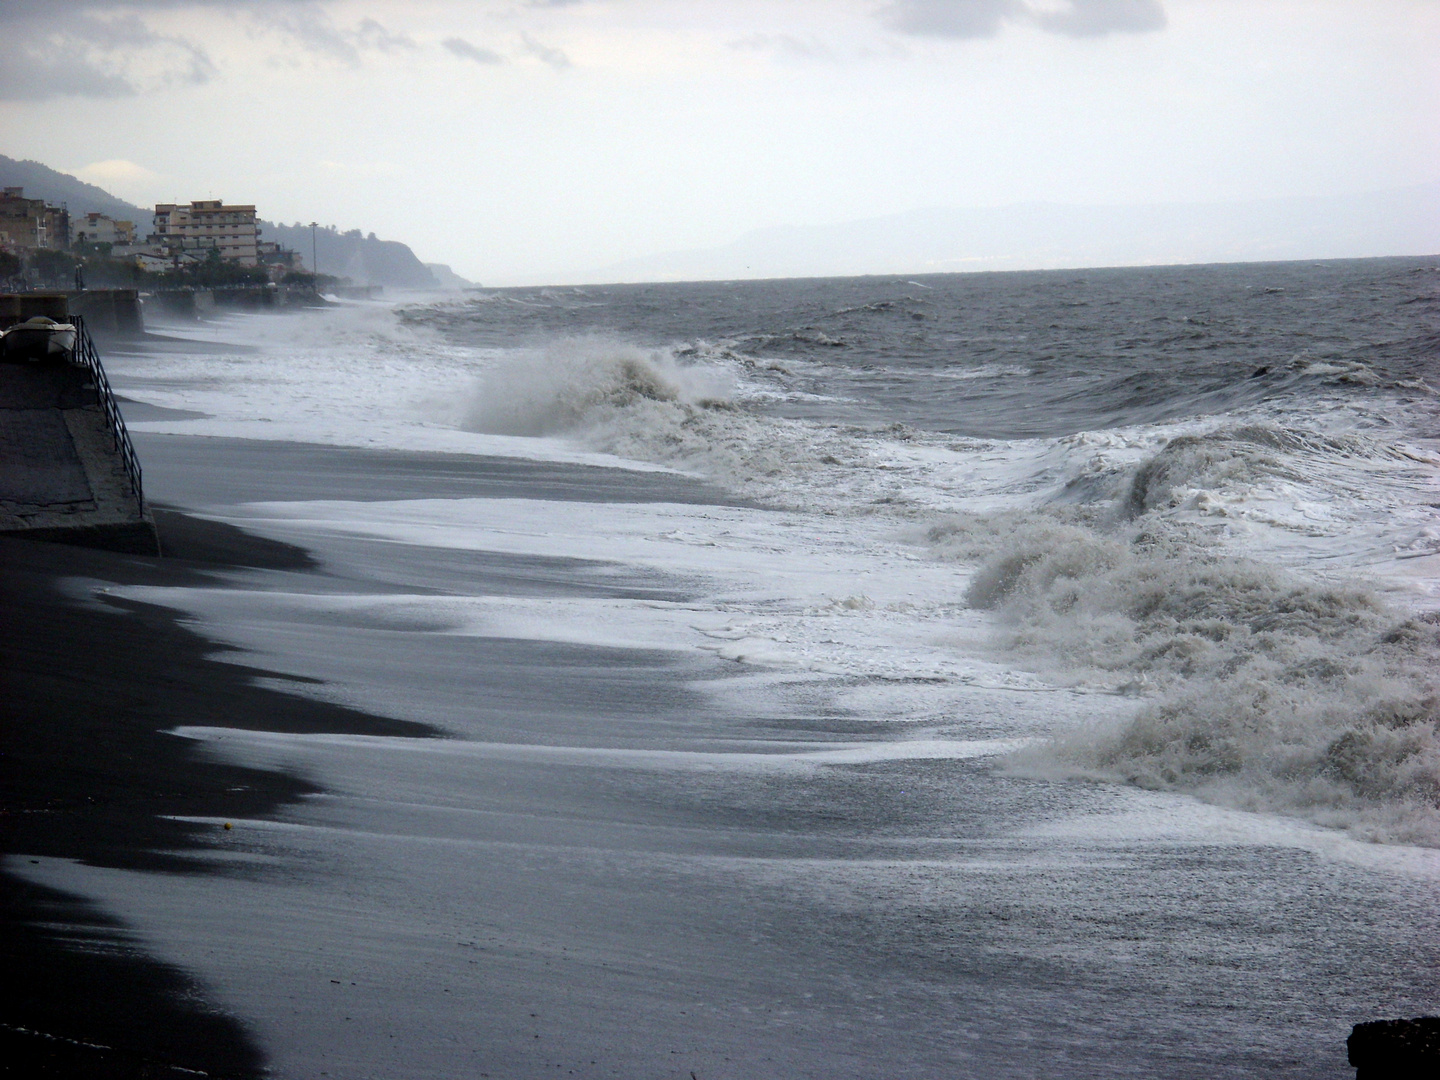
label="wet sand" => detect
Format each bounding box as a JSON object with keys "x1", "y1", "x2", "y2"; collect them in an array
[
  {"x1": 129, "y1": 431, "x2": 749, "y2": 508},
  {"x1": 0, "y1": 513, "x2": 432, "y2": 1077}
]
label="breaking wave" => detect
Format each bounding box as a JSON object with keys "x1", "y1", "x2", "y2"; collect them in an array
[
  {"x1": 461, "y1": 336, "x2": 735, "y2": 438},
  {"x1": 1124, "y1": 424, "x2": 1432, "y2": 518},
  {"x1": 458, "y1": 337, "x2": 940, "y2": 506},
  {"x1": 928, "y1": 423, "x2": 1440, "y2": 845}
]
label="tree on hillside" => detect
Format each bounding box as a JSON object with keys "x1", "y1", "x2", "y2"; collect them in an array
[{"x1": 29, "y1": 248, "x2": 79, "y2": 289}]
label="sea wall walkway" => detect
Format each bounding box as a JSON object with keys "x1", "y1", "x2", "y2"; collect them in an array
[{"x1": 0, "y1": 302, "x2": 158, "y2": 554}]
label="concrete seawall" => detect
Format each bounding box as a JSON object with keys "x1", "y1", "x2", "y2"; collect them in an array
[
  {"x1": 68, "y1": 289, "x2": 145, "y2": 338},
  {"x1": 1, "y1": 290, "x2": 145, "y2": 339},
  {"x1": 1, "y1": 297, "x2": 159, "y2": 555}
]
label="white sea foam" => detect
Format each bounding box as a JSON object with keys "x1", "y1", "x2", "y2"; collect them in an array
[
  {"x1": 921, "y1": 426, "x2": 1440, "y2": 844},
  {"x1": 927, "y1": 363, "x2": 1031, "y2": 381},
  {"x1": 111, "y1": 308, "x2": 686, "y2": 471},
  {"x1": 454, "y1": 336, "x2": 884, "y2": 499},
  {"x1": 169, "y1": 726, "x2": 1029, "y2": 776}
]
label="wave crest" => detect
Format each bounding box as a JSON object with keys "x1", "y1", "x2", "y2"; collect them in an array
[
  {"x1": 940, "y1": 500, "x2": 1440, "y2": 843},
  {"x1": 462, "y1": 337, "x2": 734, "y2": 438},
  {"x1": 1125, "y1": 424, "x2": 1425, "y2": 516}
]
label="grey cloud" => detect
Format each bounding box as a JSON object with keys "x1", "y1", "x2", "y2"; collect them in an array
[
  {"x1": 87, "y1": 11, "x2": 217, "y2": 82},
  {"x1": 879, "y1": 0, "x2": 1021, "y2": 39},
  {"x1": 443, "y1": 37, "x2": 505, "y2": 65},
  {"x1": 69, "y1": 10, "x2": 176, "y2": 45},
  {"x1": 0, "y1": 1, "x2": 412, "y2": 94},
  {"x1": 521, "y1": 32, "x2": 572, "y2": 71},
  {"x1": 254, "y1": 7, "x2": 424, "y2": 65},
  {"x1": 0, "y1": 3, "x2": 467, "y2": 100},
  {"x1": 355, "y1": 17, "x2": 417, "y2": 53},
  {"x1": 0, "y1": 6, "x2": 214, "y2": 101},
  {"x1": 185, "y1": 5, "x2": 419, "y2": 66},
  {"x1": 0, "y1": 51, "x2": 136, "y2": 102},
  {"x1": 0, "y1": 2, "x2": 408, "y2": 65},
  {"x1": 258, "y1": 6, "x2": 363, "y2": 62},
  {"x1": 1037, "y1": 0, "x2": 1166, "y2": 36},
  {"x1": 160, "y1": 48, "x2": 217, "y2": 88},
  {"x1": 0, "y1": 0, "x2": 305, "y2": 32},
  {"x1": 1, "y1": 0, "x2": 291, "y2": 10},
  {"x1": 880, "y1": 0, "x2": 1166, "y2": 39},
  {"x1": 0, "y1": 0, "x2": 162, "y2": 16}
]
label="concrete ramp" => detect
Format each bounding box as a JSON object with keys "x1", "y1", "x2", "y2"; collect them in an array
[
  {"x1": 0, "y1": 307, "x2": 159, "y2": 555},
  {"x1": 0, "y1": 409, "x2": 94, "y2": 504}
]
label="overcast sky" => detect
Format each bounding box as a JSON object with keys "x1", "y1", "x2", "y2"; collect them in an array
[{"x1": 1, "y1": 0, "x2": 1436, "y2": 284}]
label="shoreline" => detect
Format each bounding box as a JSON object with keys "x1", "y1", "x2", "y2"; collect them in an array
[
  {"x1": 0, "y1": 514, "x2": 435, "y2": 1078},
  {"x1": 0, "y1": 387, "x2": 763, "y2": 1078}
]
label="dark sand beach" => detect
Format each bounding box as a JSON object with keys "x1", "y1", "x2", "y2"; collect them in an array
[
  {"x1": 0, "y1": 420, "x2": 770, "y2": 1077},
  {"x1": 0, "y1": 508, "x2": 445, "y2": 1077}
]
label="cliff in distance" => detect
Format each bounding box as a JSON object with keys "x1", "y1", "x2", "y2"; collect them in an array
[{"x1": 261, "y1": 220, "x2": 437, "y2": 289}]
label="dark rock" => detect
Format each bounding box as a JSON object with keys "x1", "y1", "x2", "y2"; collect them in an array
[{"x1": 1349, "y1": 1016, "x2": 1440, "y2": 1078}]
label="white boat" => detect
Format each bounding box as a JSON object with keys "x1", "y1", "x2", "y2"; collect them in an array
[{"x1": 0, "y1": 316, "x2": 78, "y2": 363}]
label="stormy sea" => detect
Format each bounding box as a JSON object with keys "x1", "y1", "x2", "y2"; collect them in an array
[{"x1": 13, "y1": 255, "x2": 1440, "y2": 1077}]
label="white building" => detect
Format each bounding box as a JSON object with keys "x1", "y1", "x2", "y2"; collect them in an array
[
  {"x1": 73, "y1": 212, "x2": 136, "y2": 246},
  {"x1": 114, "y1": 243, "x2": 200, "y2": 273},
  {"x1": 152, "y1": 200, "x2": 259, "y2": 266}
]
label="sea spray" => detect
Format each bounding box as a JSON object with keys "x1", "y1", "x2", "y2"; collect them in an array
[
  {"x1": 457, "y1": 336, "x2": 900, "y2": 501},
  {"x1": 461, "y1": 336, "x2": 734, "y2": 438}
]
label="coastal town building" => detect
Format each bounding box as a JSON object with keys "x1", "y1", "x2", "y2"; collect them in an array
[
  {"x1": 0, "y1": 187, "x2": 70, "y2": 250},
  {"x1": 73, "y1": 212, "x2": 136, "y2": 247},
  {"x1": 117, "y1": 245, "x2": 201, "y2": 273},
  {"x1": 256, "y1": 239, "x2": 303, "y2": 280},
  {"x1": 152, "y1": 199, "x2": 259, "y2": 266}
]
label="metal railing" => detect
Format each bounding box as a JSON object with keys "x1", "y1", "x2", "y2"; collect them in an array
[{"x1": 70, "y1": 315, "x2": 145, "y2": 511}]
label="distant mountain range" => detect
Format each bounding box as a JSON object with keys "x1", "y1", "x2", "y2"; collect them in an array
[
  {"x1": 597, "y1": 183, "x2": 1440, "y2": 282},
  {"x1": 0, "y1": 154, "x2": 470, "y2": 290}
]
